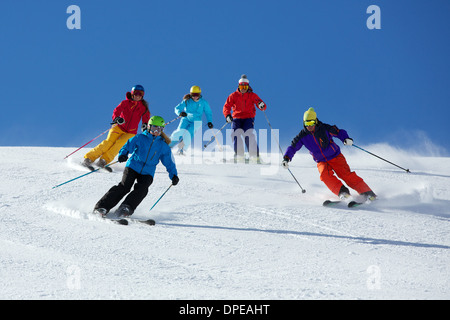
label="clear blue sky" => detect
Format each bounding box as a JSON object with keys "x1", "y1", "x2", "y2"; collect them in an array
[{"x1": 1, "y1": 0, "x2": 449, "y2": 155}]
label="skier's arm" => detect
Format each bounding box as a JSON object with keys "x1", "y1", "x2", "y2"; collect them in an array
[
  {"x1": 119, "y1": 135, "x2": 137, "y2": 158},
  {"x1": 284, "y1": 132, "x2": 304, "y2": 161},
  {"x1": 252, "y1": 93, "x2": 267, "y2": 111},
  {"x1": 223, "y1": 94, "x2": 234, "y2": 118},
  {"x1": 112, "y1": 101, "x2": 125, "y2": 122},
  {"x1": 160, "y1": 145, "x2": 178, "y2": 180},
  {"x1": 326, "y1": 124, "x2": 351, "y2": 144},
  {"x1": 204, "y1": 100, "x2": 213, "y2": 123},
  {"x1": 174, "y1": 101, "x2": 186, "y2": 116},
  {"x1": 142, "y1": 109, "x2": 151, "y2": 126}
]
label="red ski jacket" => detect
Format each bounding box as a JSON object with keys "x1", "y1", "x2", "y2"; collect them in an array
[
  {"x1": 112, "y1": 92, "x2": 151, "y2": 134},
  {"x1": 223, "y1": 87, "x2": 267, "y2": 119}
]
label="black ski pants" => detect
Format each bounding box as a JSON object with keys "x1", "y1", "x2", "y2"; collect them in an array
[{"x1": 95, "y1": 167, "x2": 153, "y2": 213}]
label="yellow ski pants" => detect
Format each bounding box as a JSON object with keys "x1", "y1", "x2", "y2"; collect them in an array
[{"x1": 84, "y1": 125, "x2": 135, "y2": 164}]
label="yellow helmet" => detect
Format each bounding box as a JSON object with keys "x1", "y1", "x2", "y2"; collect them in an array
[
  {"x1": 303, "y1": 107, "x2": 317, "y2": 126},
  {"x1": 190, "y1": 85, "x2": 201, "y2": 94}
]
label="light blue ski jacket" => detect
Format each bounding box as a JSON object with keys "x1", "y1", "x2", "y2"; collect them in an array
[
  {"x1": 174, "y1": 97, "x2": 213, "y2": 123},
  {"x1": 118, "y1": 131, "x2": 177, "y2": 178}
]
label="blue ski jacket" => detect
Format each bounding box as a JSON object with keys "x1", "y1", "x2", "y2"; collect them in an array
[
  {"x1": 174, "y1": 97, "x2": 213, "y2": 123},
  {"x1": 119, "y1": 130, "x2": 177, "y2": 178}
]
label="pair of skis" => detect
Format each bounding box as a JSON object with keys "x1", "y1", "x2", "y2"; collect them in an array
[
  {"x1": 323, "y1": 199, "x2": 369, "y2": 208},
  {"x1": 94, "y1": 210, "x2": 156, "y2": 226},
  {"x1": 106, "y1": 216, "x2": 156, "y2": 226},
  {"x1": 82, "y1": 161, "x2": 113, "y2": 173}
]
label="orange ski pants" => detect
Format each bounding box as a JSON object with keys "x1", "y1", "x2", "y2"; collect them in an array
[
  {"x1": 317, "y1": 153, "x2": 372, "y2": 196},
  {"x1": 84, "y1": 125, "x2": 135, "y2": 164}
]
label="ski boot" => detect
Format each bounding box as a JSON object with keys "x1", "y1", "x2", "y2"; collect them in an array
[
  {"x1": 234, "y1": 154, "x2": 245, "y2": 163},
  {"x1": 97, "y1": 159, "x2": 112, "y2": 172},
  {"x1": 338, "y1": 185, "x2": 351, "y2": 200},
  {"x1": 249, "y1": 156, "x2": 265, "y2": 165},
  {"x1": 361, "y1": 190, "x2": 377, "y2": 202},
  {"x1": 116, "y1": 204, "x2": 134, "y2": 217},
  {"x1": 82, "y1": 158, "x2": 95, "y2": 171},
  {"x1": 93, "y1": 207, "x2": 109, "y2": 218}
]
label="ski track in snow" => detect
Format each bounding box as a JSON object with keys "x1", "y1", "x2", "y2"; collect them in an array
[{"x1": 0, "y1": 146, "x2": 449, "y2": 299}]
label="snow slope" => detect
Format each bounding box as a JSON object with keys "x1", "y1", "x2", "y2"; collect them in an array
[{"x1": 0, "y1": 145, "x2": 449, "y2": 299}]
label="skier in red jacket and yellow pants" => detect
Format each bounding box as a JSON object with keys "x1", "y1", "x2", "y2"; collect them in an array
[{"x1": 83, "y1": 85, "x2": 170, "y2": 171}]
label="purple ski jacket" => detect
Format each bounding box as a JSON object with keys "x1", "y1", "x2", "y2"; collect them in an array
[{"x1": 284, "y1": 121, "x2": 350, "y2": 163}]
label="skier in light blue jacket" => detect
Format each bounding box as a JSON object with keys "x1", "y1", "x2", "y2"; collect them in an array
[{"x1": 169, "y1": 86, "x2": 213, "y2": 154}]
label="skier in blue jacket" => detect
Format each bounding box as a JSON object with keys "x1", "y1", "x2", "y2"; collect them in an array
[
  {"x1": 94, "y1": 116, "x2": 179, "y2": 217},
  {"x1": 169, "y1": 86, "x2": 213, "y2": 154}
]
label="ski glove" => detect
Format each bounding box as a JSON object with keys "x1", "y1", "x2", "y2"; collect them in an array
[
  {"x1": 180, "y1": 112, "x2": 187, "y2": 117},
  {"x1": 257, "y1": 101, "x2": 265, "y2": 110},
  {"x1": 207, "y1": 122, "x2": 213, "y2": 129},
  {"x1": 118, "y1": 155, "x2": 128, "y2": 163},
  {"x1": 171, "y1": 175, "x2": 179, "y2": 186},
  {"x1": 281, "y1": 156, "x2": 290, "y2": 169},
  {"x1": 226, "y1": 115, "x2": 233, "y2": 123},
  {"x1": 141, "y1": 123, "x2": 147, "y2": 132},
  {"x1": 344, "y1": 138, "x2": 353, "y2": 146},
  {"x1": 112, "y1": 117, "x2": 125, "y2": 125}
]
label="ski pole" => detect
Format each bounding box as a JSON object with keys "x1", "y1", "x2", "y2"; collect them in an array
[
  {"x1": 165, "y1": 115, "x2": 182, "y2": 126},
  {"x1": 210, "y1": 124, "x2": 224, "y2": 151},
  {"x1": 262, "y1": 110, "x2": 306, "y2": 193},
  {"x1": 352, "y1": 144, "x2": 411, "y2": 173},
  {"x1": 64, "y1": 127, "x2": 111, "y2": 159},
  {"x1": 52, "y1": 161, "x2": 119, "y2": 189},
  {"x1": 149, "y1": 184, "x2": 173, "y2": 211},
  {"x1": 262, "y1": 110, "x2": 284, "y2": 155},
  {"x1": 202, "y1": 123, "x2": 223, "y2": 151},
  {"x1": 203, "y1": 122, "x2": 229, "y2": 150}
]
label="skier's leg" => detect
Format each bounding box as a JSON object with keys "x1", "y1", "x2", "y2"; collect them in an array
[
  {"x1": 241, "y1": 118, "x2": 259, "y2": 158},
  {"x1": 317, "y1": 161, "x2": 345, "y2": 196},
  {"x1": 101, "y1": 132, "x2": 135, "y2": 164},
  {"x1": 84, "y1": 126, "x2": 123, "y2": 162},
  {"x1": 121, "y1": 174, "x2": 154, "y2": 212},
  {"x1": 94, "y1": 167, "x2": 137, "y2": 211},
  {"x1": 330, "y1": 154, "x2": 372, "y2": 194},
  {"x1": 231, "y1": 119, "x2": 245, "y2": 157},
  {"x1": 169, "y1": 119, "x2": 191, "y2": 148}
]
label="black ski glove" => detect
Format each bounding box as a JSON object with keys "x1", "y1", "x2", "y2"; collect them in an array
[
  {"x1": 207, "y1": 122, "x2": 213, "y2": 129},
  {"x1": 257, "y1": 101, "x2": 265, "y2": 110},
  {"x1": 118, "y1": 155, "x2": 128, "y2": 163},
  {"x1": 171, "y1": 175, "x2": 179, "y2": 186},
  {"x1": 112, "y1": 117, "x2": 125, "y2": 125},
  {"x1": 180, "y1": 112, "x2": 187, "y2": 117},
  {"x1": 226, "y1": 115, "x2": 233, "y2": 123}
]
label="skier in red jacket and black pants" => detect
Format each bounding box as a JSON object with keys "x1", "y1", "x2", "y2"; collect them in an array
[{"x1": 223, "y1": 74, "x2": 267, "y2": 163}]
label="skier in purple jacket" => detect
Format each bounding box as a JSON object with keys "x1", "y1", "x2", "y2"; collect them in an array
[{"x1": 283, "y1": 108, "x2": 376, "y2": 200}]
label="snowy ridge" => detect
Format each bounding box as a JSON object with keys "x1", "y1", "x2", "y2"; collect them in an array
[{"x1": 0, "y1": 146, "x2": 449, "y2": 299}]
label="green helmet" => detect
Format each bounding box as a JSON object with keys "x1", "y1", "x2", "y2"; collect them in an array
[{"x1": 148, "y1": 116, "x2": 165, "y2": 127}]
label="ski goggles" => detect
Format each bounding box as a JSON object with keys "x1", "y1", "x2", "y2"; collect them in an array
[
  {"x1": 149, "y1": 125, "x2": 164, "y2": 134},
  {"x1": 239, "y1": 84, "x2": 249, "y2": 89},
  {"x1": 132, "y1": 90, "x2": 144, "y2": 97},
  {"x1": 304, "y1": 119, "x2": 317, "y2": 127},
  {"x1": 191, "y1": 93, "x2": 201, "y2": 97}
]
